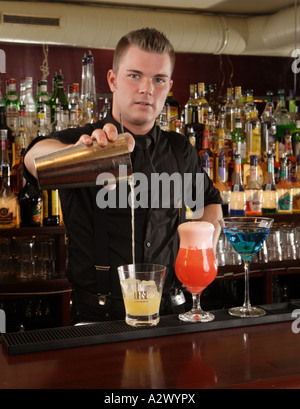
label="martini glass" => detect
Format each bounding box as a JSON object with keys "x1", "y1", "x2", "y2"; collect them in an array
[
  {"x1": 175, "y1": 221, "x2": 218, "y2": 323},
  {"x1": 219, "y1": 217, "x2": 273, "y2": 318}
]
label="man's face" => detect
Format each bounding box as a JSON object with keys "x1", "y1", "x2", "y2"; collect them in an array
[{"x1": 107, "y1": 45, "x2": 173, "y2": 134}]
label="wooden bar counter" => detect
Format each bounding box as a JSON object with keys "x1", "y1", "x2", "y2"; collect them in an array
[{"x1": 1, "y1": 319, "x2": 300, "y2": 389}]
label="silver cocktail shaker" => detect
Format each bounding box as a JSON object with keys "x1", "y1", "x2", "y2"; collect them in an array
[{"x1": 34, "y1": 135, "x2": 132, "y2": 189}]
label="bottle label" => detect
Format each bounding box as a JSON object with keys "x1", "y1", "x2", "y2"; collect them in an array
[
  {"x1": 278, "y1": 190, "x2": 292, "y2": 210},
  {"x1": 246, "y1": 190, "x2": 262, "y2": 213},
  {"x1": 51, "y1": 190, "x2": 59, "y2": 216},
  {"x1": 0, "y1": 207, "x2": 13, "y2": 223},
  {"x1": 166, "y1": 106, "x2": 179, "y2": 131}
]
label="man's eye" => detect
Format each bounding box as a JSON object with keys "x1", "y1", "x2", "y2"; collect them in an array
[
  {"x1": 129, "y1": 74, "x2": 140, "y2": 79},
  {"x1": 155, "y1": 78, "x2": 165, "y2": 84}
]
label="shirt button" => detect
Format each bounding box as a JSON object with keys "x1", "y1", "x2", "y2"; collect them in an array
[{"x1": 146, "y1": 242, "x2": 151, "y2": 248}]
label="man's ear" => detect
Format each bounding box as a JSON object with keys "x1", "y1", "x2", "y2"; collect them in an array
[{"x1": 107, "y1": 69, "x2": 116, "y2": 92}]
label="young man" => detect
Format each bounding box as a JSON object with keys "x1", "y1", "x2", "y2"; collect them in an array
[{"x1": 24, "y1": 28, "x2": 222, "y2": 323}]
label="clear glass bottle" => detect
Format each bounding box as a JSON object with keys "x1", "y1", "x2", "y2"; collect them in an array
[
  {"x1": 37, "y1": 99, "x2": 50, "y2": 138},
  {"x1": 36, "y1": 79, "x2": 51, "y2": 131},
  {"x1": 68, "y1": 102, "x2": 79, "y2": 128},
  {"x1": 14, "y1": 104, "x2": 30, "y2": 164},
  {"x1": 261, "y1": 91, "x2": 277, "y2": 161},
  {"x1": 197, "y1": 82, "x2": 209, "y2": 125},
  {"x1": 185, "y1": 84, "x2": 198, "y2": 126},
  {"x1": 277, "y1": 153, "x2": 293, "y2": 213},
  {"x1": 23, "y1": 77, "x2": 37, "y2": 139},
  {"x1": 52, "y1": 99, "x2": 66, "y2": 132},
  {"x1": 229, "y1": 152, "x2": 246, "y2": 216},
  {"x1": 245, "y1": 155, "x2": 262, "y2": 215},
  {"x1": 234, "y1": 86, "x2": 246, "y2": 130},
  {"x1": 224, "y1": 87, "x2": 235, "y2": 138},
  {"x1": 0, "y1": 129, "x2": 17, "y2": 228},
  {"x1": 262, "y1": 152, "x2": 278, "y2": 214}
]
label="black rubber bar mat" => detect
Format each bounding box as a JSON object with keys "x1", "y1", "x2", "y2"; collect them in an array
[{"x1": 1, "y1": 301, "x2": 299, "y2": 355}]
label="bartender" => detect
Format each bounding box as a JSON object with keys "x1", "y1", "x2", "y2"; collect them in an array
[{"x1": 24, "y1": 27, "x2": 222, "y2": 323}]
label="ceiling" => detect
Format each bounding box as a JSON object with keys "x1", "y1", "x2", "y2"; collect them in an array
[
  {"x1": 37, "y1": 0, "x2": 296, "y2": 16},
  {"x1": 0, "y1": 0, "x2": 299, "y2": 55}
]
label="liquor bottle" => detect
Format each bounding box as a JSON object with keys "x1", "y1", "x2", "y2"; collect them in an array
[
  {"x1": 292, "y1": 154, "x2": 300, "y2": 213},
  {"x1": 99, "y1": 97, "x2": 111, "y2": 121},
  {"x1": 52, "y1": 99, "x2": 66, "y2": 132},
  {"x1": 14, "y1": 104, "x2": 30, "y2": 164},
  {"x1": 245, "y1": 104, "x2": 261, "y2": 162},
  {"x1": 51, "y1": 70, "x2": 69, "y2": 124},
  {"x1": 224, "y1": 87, "x2": 235, "y2": 139},
  {"x1": 86, "y1": 50, "x2": 98, "y2": 118},
  {"x1": 274, "y1": 89, "x2": 290, "y2": 160},
  {"x1": 68, "y1": 83, "x2": 82, "y2": 121},
  {"x1": 244, "y1": 89, "x2": 255, "y2": 120},
  {"x1": 277, "y1": 153, "x2": 293, "y2": 213},
  {"x1": 213, "y1": 111, "x2": 228, "y2": 183},
  {"x1": 185, "y1": 85, "x2": 204, "y2": 151},
  {"x1": 0, "y1": 79, "x2": 5, "y2": 107},
  {"x1": 23, "y1": 77, "x2": 37, "y2": 140},
  {"x1": 185, "y1": 84, "x2": 198, "y2": 125},
  {"x1": 260, "y1": 91, "x2": 276, "y2": 161},
  {"x1": 208, "y1": 83, "x2": 220, "y2": 122},
  {"x1": 214, "y1": 150, "x2": 231, "y2": 216},
  {"x1": 229, "y1": 152, "x2": 246, "y2": 216},
  {"x1": 231, "y1": 117, "x2": 246, "y2": 164},
  {"x1": 0, "y1": 130, "x2": 17, "y2": 228},
  {"x1": 5, "y1": 78, "x2": 20, "y2": 137},
  {"x1": 69, "y1": 102, "x2": 79, "y2": 128},
  {"x1": 207, "y1": 106, "x2": 218, "y2": 153},
  {"x1": 197, "y1": 82, "x2": 209, "y2": 125},
  {"x1": 35, "y1": 79, "x2": 51, "y2": 131},
  {"x1": 262, "y1": 152, "x2": 278, "y2": 214},
  {"x1": 165, "y1": 91, "x2": 180, "y2": 131},
  {"x1": 245, "y1": 155, "x2": 262, "y2": 215},
  {"x1": 11, "y1": 138, "x2": 26, "y2": 195},
  {"x1": 283, "y1": 128, "x2": 295, "y2": 181},
  {"x1": 19, "y1": 180, "x2": 42, "y2": 227},
  {"x1": 0, "y1": 106, "x2": 13, "y2": 164},
  {"x1": 42, "y1": 189, "x2": 60, "y2": 226},
  {"x1": 234, "y1": 86, "x2": 246, "y2": 129},
  {"x1": 37, "y1": 99, "x2": 50, "y2": 138},
  {"x1": 200, "y1": 128, "x2": 214, "y2": 180}
]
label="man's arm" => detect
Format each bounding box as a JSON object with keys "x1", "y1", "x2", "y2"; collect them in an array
[
  {"x1": 24, "y1": 124, "x2": 135, "y2": 179},
  {"x1": 198, "y1": 203, "x2": 223, "y2": 251}
]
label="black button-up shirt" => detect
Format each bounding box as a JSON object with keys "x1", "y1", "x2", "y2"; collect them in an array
[{"x1": 24, "y1": 112, "x2": 221, "y2": 312}]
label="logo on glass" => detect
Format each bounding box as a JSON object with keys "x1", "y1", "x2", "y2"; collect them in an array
[{"x1": 291, "y1": 49, "x2": 300, "y2": 74}]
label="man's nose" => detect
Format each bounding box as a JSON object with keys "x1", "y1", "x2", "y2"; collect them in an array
[{"x1": 139, "y1": 78, "x2": 153, "y2": 95}]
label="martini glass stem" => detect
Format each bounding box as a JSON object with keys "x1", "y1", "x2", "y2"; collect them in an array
[{"x1": 243, "y1": 260, "x2": 251, "y2": 310}]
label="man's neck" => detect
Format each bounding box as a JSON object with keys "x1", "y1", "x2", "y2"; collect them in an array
[{"x1": 111, "y1": 111, "x2": 154, "y2": 136}]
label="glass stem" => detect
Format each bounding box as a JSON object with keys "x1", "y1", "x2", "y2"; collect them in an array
[
  {"x1": 243, "y1": 260, "x2": 251, "y2": 310},
  {"x1": 192, "y1": 293, "x2": 202, "y2": 312}
]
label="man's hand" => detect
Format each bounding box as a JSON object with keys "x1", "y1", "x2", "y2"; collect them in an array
[{"x1": 75, "y1": 123, "x2": 135, "y2": 152}]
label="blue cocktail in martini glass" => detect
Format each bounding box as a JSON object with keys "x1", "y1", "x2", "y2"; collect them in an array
[{"x1": 219, "y1": 217, "x2": 273, "y2": 317}]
